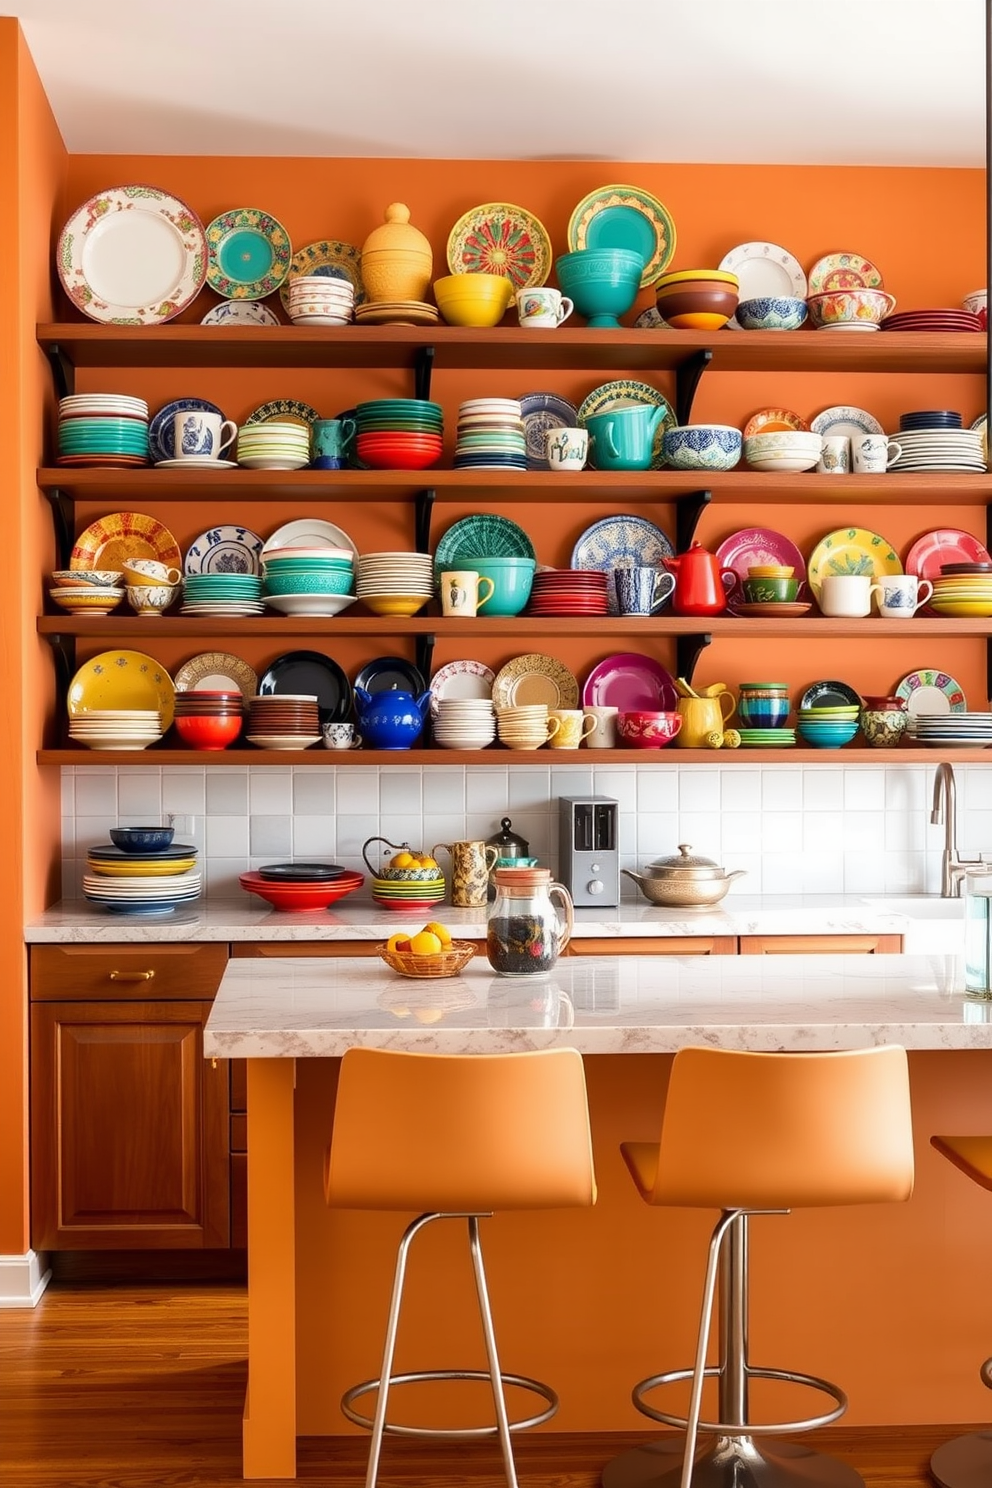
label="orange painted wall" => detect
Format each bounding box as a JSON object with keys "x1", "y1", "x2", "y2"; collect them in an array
[{"x1": 0, "y1": 19, "x2": 65, "y2": 1257}]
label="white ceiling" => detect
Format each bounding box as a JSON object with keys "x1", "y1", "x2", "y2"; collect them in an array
[{"x1": 2, "y1": 0, "x2": 987, "y2": 165}]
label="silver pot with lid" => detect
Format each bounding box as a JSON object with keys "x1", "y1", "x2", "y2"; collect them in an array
[{"x1": 622, "y1": 843, "x2": 746, "y2": 909}]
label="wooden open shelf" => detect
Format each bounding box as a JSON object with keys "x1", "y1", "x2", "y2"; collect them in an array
[{"x1": 38, "y1": 746, "x2": 992, "y2": 765}]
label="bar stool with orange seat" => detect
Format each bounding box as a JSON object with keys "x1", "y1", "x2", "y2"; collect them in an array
[
  {"x1": 603, "y1": 1045, "x2": 915, "y2": 1488},
  {"x1": 323, "y1": 1046, "x2": 597, "y2": 1488},
  {"x1": 929, "y1": 1134, "x2": 992, "y2": 1488}
]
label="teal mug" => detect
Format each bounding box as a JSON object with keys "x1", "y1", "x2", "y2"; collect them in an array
[
  {"x1": 312, "y1": 417, "x2": 357, "y2": 469},
  {"x1": 585, "y1": 403, "x2": 666, "y2": 471}
]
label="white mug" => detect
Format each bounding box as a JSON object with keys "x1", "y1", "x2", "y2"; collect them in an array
[
  {"x1": 322, "y1": 721, "x2": 362, "y2": 750},
  {"x1": 875, "y1": 573, "x2": 933, "y2": 617},
  {"x1": 546, "y1": 427, "x2": 588, "y2": 471},
  {"x1": 516, "y1": 287, "x2": 574, "y2": 329},
  {"x1": 852, "y1": 433, "x2": 902, "y2": 473},
  {"x1": 816, "y1": 435, "x2": 851, "y2": 474},
  {"x1": 172, "y1": 410, "x2": 238, "y2": 460},
  {"x1": 582, "y1": 705, "x2": 619, "y2": 748},
  {"x1": 819, "y1": 573, "x2": 882, "y2": 617}
]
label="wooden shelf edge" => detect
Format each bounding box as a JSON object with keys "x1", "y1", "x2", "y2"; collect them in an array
[{"x1": 37, "y1": 746, "x2": 992, "y2": 766}]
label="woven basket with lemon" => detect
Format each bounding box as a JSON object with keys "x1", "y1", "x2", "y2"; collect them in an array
[{"x1": 378, "y1": 921, "x2": 476, "y2": 979}]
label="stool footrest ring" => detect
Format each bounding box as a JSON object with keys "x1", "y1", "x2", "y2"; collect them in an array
[
  {"x1": 342, "y1": 1368, "x2": 558, "y2": 1439},
  {"x1": 632, "y1": 1364, "x2": 848, "y2": 1437}
]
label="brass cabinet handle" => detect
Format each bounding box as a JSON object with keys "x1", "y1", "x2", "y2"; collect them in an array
[{"x1": 108, "y1": 969, "x2": 156, "y2": 982}]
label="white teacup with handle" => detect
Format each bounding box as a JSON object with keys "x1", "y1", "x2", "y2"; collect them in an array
[
  {"x1": 875, "y1": 574, "x2": 933, "y2": 617},
  {"x1": 121, "y1": 558, "x2": 182, "y2": 586}
]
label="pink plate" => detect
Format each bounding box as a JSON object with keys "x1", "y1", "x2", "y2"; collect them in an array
[
  {"x1": 715, "y1": 528, "x2": 807, "y2": 612},
  {"x1": 582, "y1": 653, "x2": 677, "y2": 713},
  {"x1": 905, "y1": 528, "x2": 992, "y2": 580}
]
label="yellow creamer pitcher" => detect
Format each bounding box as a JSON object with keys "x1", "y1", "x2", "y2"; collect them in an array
[{"x1": 675, "y1": 683, "x2": 736, "y2": 747}]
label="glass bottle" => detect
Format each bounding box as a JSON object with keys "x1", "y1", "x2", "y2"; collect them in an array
[
  {"x1": 486, "y1": 867, "x2": 574, "y2": 976},
  {"x1": 965, "y1": 871, "x2": 992, "y2": 996}
]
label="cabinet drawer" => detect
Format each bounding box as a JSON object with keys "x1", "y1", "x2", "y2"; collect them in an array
[
  {"x1": 738, "y1": 934, "x2": 903, "y2": 955},
  {"x1": 232, "y1": 940, "x2": 389, "y2": 957},
  {"x1": 30, "y1": 943, "x2": 229, "y2": 1000},
  {"x1": 567, "y1": 936, "x2": 737, "y2": 956}
]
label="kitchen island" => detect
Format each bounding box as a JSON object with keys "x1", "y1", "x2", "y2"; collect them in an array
[{"x1": 205, "y1": 952, "x2": 992, "y2": 1478}]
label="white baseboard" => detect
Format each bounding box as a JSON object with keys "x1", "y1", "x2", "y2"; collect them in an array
[{"x1": 0, "y1": 1250, "x2": 51, "y2": 1307}]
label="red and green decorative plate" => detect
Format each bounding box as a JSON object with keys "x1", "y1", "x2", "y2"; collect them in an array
[{"x1": 446, "y1": 202, "x2": 552, "y2": 291}]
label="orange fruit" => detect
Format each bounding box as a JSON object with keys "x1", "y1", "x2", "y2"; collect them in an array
[
  {"x1": 391, "y1": 851, "x2": 415, "y2": 869},
  {"x1": 408, "y1": 929, "x2": 442, "y2": 956},
  {"x1": 418, "y1": 855, "x2": 439, "y2": 870},
  {"x1": 423, "y1": 920, "x2": 452, "y2": 946}
]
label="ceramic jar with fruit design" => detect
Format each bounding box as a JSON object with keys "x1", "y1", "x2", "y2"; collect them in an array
[{"x1": 432, "y1": 840, "x2": 499, "y2": 908}]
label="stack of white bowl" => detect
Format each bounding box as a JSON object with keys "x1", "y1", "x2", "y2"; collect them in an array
[
  {"x1": 356, "y1": 551, "x2": 434, "y2": 618},
  {"x1": 743, "y1": 430, "x2": 823, "y2": 473},
  {"x1": 495, "y1": 705, "x2": 556, "y2": 750},
  {"x1": 287, "y1": 274, "x2": 355, "y2": 326},
  {"x1": 433, "y1": 697, "x2": 496, "y2": 749},
  {"x1": 69, "y1": 709, "x2": 164, "y2": 751},
  {"x1": 236, "y1": 422, "x2": 310, "y2": 470}
]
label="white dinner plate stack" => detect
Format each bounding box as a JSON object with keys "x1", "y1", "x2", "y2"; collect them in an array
[
  {"x1": 907, "y1": 713, "x2": 992, "y2": 748},
  {"x1": 356, "y1": 551, "x2": 434, "y2": 617},
  {"x1": 432, "y1": 698, "x2": 497, "y2": 749},
  {"x1": 236, "y1": 421, "x2": 311, "y2": 470},
  {"x1": 68, "y1": 709, "x2": 164, "y2": 751},
  {"x1": 888, "y1": 429, "x2": 986, "y2": 473}
]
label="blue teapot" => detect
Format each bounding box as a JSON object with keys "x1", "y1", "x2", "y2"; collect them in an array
[{"x1": 353, "y1": 687, "x2": 431, "y2": 750}]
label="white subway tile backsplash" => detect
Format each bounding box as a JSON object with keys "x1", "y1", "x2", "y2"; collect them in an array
[
  {"x1": 843, "y1": 850, "x2": 887, "y2": 894},
  {"x1": 292, "y1": 814, "x2": 337, "y2": 857},
  {"x1": 206, "y1": 771, "x2": 248, "y2": 815},
  {"x1": 761, "y1": 767, "x2": 803, "y2": 812},
  {"x1": 508, "y1": 767, "x2": 550, "y2": 810},
  {"x1": 721, "y1": 812, "x2": 763, "y2": 853},
  {"x1": 636, "y1": 769, "x2": 678, "y2": 812},
  {"x1": 74, "y1": 773, "x2": 117, "y2": 815},
  {"x1": 676, "y1": 812, "x2": 722, "y2": 855},
  {"x1": 205, "y1": 814, "x2": 249, "y2": 857},
  {"x1": 292, "y1": 770, "x2": 336, "y2": 815},
  {"x1": 843, "y1": 770, "x2": 887, "y2": 812},
  {"x1": 964, "y1": 768, "x2": 992, "y2": 811},
  {"x1": 720, "y1": 772, "x2": 761, "y2": 812},
  {"x1": 636, "y1": 812, "x2": 680, "y2": 855},
  {"x1": 162, "y1": 770, "x2": 206, "y2": 815},
  {"x1": 424, "y1": 767, "x2": 466, "y2": 814},
  {"x1": 380, "y1": 769, "x2": 424, "y2": 815},
  {"x1": 249, "y1": 815, "x2": 292, "y2": 856},
  {"x1": 802, "y1": 769, "x2": 844, "y2": 811},
  {"x1": 679, "y1": 769, "x2": 721, "y2": 813},
  {"x1": 249, "y1": 770, "x2": 293, "y2": 815},
  {"x1": 61, "y1": 770, "x2": 74, "y2": 813},
  {"x1": 801, "y1": 850, "x2": 845, "y2": 894},
  {"x1": 591, "y1": 768, "x2": 637, "y2": 812},
  {"x1": 117, "y1": 770, "x2": 162, "y2": 818},
  {"x1": 205, "y1": 858, "x2": 249, "y2": 898},
  {"x1": 464, "y1": 770, "x2": 507, "y2": 814},
  {"x1": 549, "y1": 765, "x2": 595, "y2": 799},
  {"x1": 334, "y1": 768, "x2": 380, "y2": 814}
]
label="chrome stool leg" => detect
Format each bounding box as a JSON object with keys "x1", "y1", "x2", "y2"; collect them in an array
[
  {"x1": 603, "y1": 1212, "x2": 862, "y2": 1488},
  {"x1": 342, "y1": 1211, "x2": 558, "y2": 1488},
  {"x1": 930, "y1": 1354, "x2": 992, "y2": 1488}
]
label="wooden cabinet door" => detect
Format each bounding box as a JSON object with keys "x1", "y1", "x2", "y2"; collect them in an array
[{"x1": 31, "y1": 1000, "x2": 230, "y2": 1250}]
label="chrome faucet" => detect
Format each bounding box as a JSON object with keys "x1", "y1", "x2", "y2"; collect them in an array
[{"x1": 931, "y1": 763, "x2": 983, "y2": 897}]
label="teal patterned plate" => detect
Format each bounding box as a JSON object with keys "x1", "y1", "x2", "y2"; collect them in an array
[
  {"x1": 205, "y1": 207, "x2": 292, "y2": 300},
  {"x1": 434, "y1": 515, "x2": 535, "y2": 575}
]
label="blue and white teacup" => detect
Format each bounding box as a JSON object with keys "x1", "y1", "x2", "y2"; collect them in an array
[
  {"x1": 875, "y1": 574, "x2": 933, "y2": 618},
  {"x1": 322, "y1": 721, "x2": 362, "y2": 750},
  {"x1": 171, "y1": 410, "x2": 237, "y2": 460},
  {"x1": 612, "y1": 565, "x2": 676, "y2": 616}
]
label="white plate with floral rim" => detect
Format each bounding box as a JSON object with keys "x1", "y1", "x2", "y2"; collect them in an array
[
  {"x1": 200, "y1": 300, "x2": 280, "y2": 326},
  {"x1": 429, "y1": 660, "x2": 496, "y2": 718},
  {"x1": 718, "y1": 241, "x2": 806, "y2": 329},
  {"x1": 810, "y1": 405, "x2": 884, "y2": 438},
  {"x1": 173, "y1": 652, "x2": 258, "y2": 704},
  {"x1": 57, "y1": 184, "x2": 207, "y2": 325},
  {"x1": 261, "y1": 518, "x2": 358, "y2": 562},
  {"x1": 279, "y1": 239, "x2": 365, "y2": 309},
  {"x1": 184, "y1": 526, "x2": 265, "y2": 576}
]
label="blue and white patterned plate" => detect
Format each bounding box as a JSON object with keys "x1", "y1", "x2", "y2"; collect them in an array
[
  {"x1": 571, "y1": 514, "x2": 675, "y2": 615},
  {"x1": 149, "y1": 398, "x2": 225, "y2": 465},
  {"x1": 200, "y1": 300, "x2": 280, "y2": 327},
  {"x1": 810, "y1": 405, "x2": 884, "y2": 438},
  {"x1": 518, "y1": 392, "x2": 579, "y2": 470},
  {"x1": 184, "y1": 526, "x2": 265, "y2": 576}
]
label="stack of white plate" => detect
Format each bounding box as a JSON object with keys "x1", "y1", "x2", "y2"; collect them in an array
[
  {"x1": 907, "y1": 713, "x2": 992, "y2": 748},
  {"x1": 433, "y1": 698, "x2": 496, "y2": 749},
  {"x1": 69, "y1": 709, "x2": 164, "y2": 751},
  {"x1": 455, "y1": 398, "x2": 527, "y2": 471},
  {"x1": 287, "y1": 274, "x2": 355, "y2": 326},
  {"x1": 236, "y1": 421, "x2": 311, "y2": 470},
  {"x1": 889, "y1": 429, "x2": 986, "y2": 473},
  {"x1": 82, "y1": 868, "x2": 202, "y2": 913},
  {"x1": 495, "y1": 704, "x2": 554, "y2": 750},
  {"x1": 356, "y1": 551, "x2": 434, "y2": 617}
]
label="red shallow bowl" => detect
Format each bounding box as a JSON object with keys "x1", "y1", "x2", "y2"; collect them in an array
[
  {"x1": 356, "y1": 444, "x2": 444, "y2": 471},
  {"x1": 174, "y1": 713, "x2": 243, "y2": 750},
  {"x1": 617, "y1": 711, "x2": 682, "y2": 748},
  {"x1": 240, "y1": 870, "x2": 364, "y2": 911}
]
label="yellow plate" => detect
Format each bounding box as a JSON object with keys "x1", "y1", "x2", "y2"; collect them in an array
[
  {"x1": 446, "y1": 202, "x2": 552, "y2": 292},
  {"x1": 807, "y1": 527, "x2": 902, "y2": 601},
  {"x1": 70, "y1": 511, "x2": 181, "y2": 572},
  {"x1": 86, "y1": 857, "x2": 197, "y2": 876},
  {"x1": 930, "y1": 601, "x2": 992, "y2": 616},
  {"x1": 656, "y1": 267, "x2": 738, "y2": 287},
  {"x1": 67, "y1": 650, "x2": 175, "y2": 728}
]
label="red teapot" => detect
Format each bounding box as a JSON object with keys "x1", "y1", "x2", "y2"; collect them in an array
[{"x1": 663, "y1": 542, "x2": 738, "y2": 616}]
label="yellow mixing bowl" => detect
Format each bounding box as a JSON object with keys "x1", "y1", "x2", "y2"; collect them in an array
[{"x1": 433, "y1": 272, "x2": 513, "y2": 327}]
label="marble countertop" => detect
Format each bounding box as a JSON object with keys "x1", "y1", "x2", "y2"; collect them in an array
[
  {"x1": 202, "y1": 951, "x2": 992, "y2": 1057},
  {"x1": 25, "y1": 894, "x2": 925, "y2": 942}
]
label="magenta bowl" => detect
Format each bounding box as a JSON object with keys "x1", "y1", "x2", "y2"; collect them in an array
[{"x1": 617, "y1": 711, "x2": 682, "y2": 748}]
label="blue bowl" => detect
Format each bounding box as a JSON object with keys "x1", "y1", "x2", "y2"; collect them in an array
[
  {"x1": 735, "y1": 296, "x2": 808, "y2": 331},
  {"x1": 555, "y1": 248, "x2": 644, "y2": 328},
  {"x1": 663, "y1": 424, "x2": 742, "y2": 472},
  {"x1": 738, "y1": 697, "x2": 790, "y2": 728},
  {"x1": 109, "y1": 826, "x2": 176, "y2": 854}
]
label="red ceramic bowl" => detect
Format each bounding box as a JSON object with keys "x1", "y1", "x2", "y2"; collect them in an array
[
  {"x1": 355, "y1": 436, "x2": 443, "y2": 471},
  {"x1": 174, "y1": 713, "x2": 244, "y2": 750},
  {"x1": 616, "y1": 711, "x2": 683, "y2": 748},
  {"x1": 239, "y1": 870, "x2": 364, "y2": 911}
]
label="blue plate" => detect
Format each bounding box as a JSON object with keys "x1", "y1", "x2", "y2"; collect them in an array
[
  {"x1": 519, "y1": 392, "x2": 579, "y2": 470},
  {"x1": 149, "y1": 398, "x2": 225, "y2": 464}
]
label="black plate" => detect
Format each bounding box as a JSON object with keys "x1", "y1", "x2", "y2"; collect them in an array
[
  {"x1": 258, "y1": 650, "x2": 350, "y2": 724},
  {"x1": 87, "y1": 843, "x2": 198, "y2": 861},
  {"x1": 798, "y1": 679, "x2": 862, "y2": 711},
  {"x1": 353, "y1": 656, "x2": 426, "y2": 697},
  {"x1": 257, "y1": 863, "x2": 347, "y2": 882}
]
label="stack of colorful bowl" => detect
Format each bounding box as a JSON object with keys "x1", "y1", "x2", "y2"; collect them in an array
[
  {"x1": 245, "y1": 694, "x2": 321, "y2": 749},
  {"x1": 654, "y1": 270, "x2": 739, "y2": 330},
  {"x1": 239, "y1": 865, "x2": 365, "y2": 911},
  {"x1": 930, "y1": 563, "x2": 992, "y2": 617},
  {"x1": 356, "y1": 551, "x2": 433, "y2": 617},
  {"x1": 236, "y1": 422, "x2": 310, "y2": 470},
  {"x1": 354, "y1": 399, "x2": 443, "y2": 470},
  {"x1": 69, "y1": 709, "x2": 165, "y2": 751},
  {"x1": 432, "y1": 697, "x2": 496, "y2": 749},
  {"x1": 454, "y1": 399, "x2": 527, "y2": 470},
  {"x1": 49, "y1": 569, "x2": 125, "y2": 615},
  {"x1": 371, "y1": 862, "x2": 446, "y2": 913},
  {"x1": 286, "y1": 275, "x2": 355, "y2": 326},
  {"x1": 261, "y1": 546, "x2": 356, "y2": 617},
  {"x1": 84, "y1": 828, "x2": 201, "y2": 916},
  {"x1": 57, "y1": 394, "x2": 150, "y2": 467},
  {"x1": 796, "y1": 703, "x2": 861, "y2": 749},
  {"x1": 172, "y1": 690, "x2": 244, "y2": 750},
  {"x1": 180, "y1": 571, "x2": 264, "y2": 618}
]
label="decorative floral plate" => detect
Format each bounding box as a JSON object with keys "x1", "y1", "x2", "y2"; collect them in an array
[
  {"x1": 895, "y1": 669, "x2": 967, "y2": 715},
  {"x1": 810, "y1": 405, "x2": 884, "y2": 438},
  {"x1": 148, "y1": 397, "x2": 225, "y2": 464},
  {"x1": 577, "y1": 380, "x2": 676, "y2": 470},
  {"x1": 743, "y1": 408, "x2": 809, "y2": 437},
  {"x1": 205, "y1": 207, "x2": 292, "y2": 300},
  {"x1": 807, "y1": 252, "x2": 884, "y2": 294},
  {"x1": 904, "y1": 528, "x2": 992, "y2": 580},
  {"x1": 243, "y1": 400, "x2": 320, "y2": 428},
  {"x1": 571, "y1": 514, "x2": 674, "y2": 614},
  {"x1": 581, "y1": 653, "x2": 678, "y2": 713},
  {"x1": 184, "y1": 526, "x2": 264, "y2": 576},
  {"x1": 718, "y1": 241, "x2": 806, "y2": 329},
  {"x1": 807, "y1": 527, "x2": 902, "y2": 601},
  {"x1": 173, "y1": 652, "x2": 258, "y2": 703},
  {"x1": 429, "y1": 660, "x2": 496, "y2": 718},
  {"x1": 446, "y1": 202, "x2": 552, "y2": 291},
  {"x1": 434, "y1": 514, "x2": 535, "y2": 574},
  {"x1": 492, "y1": 654, "x2": 579, "y2": 711},
  {"x1": 57, "y1": 184, "x2": 207, "y2": 325},
  {"x1": 68, "y1": 650, "x2": 176, "y2": 727},
  {"x1": 518, "y1": 392, "x2": 580, "y2": 470},
  {"x1": 279, "y1": 239, "x2": 365, "y2": 309},
  {"x1": 200, "y1": 300, "x2": 280, "y2": 326},
  {"x1": 567, "y1": 183, "x2": 677, "y2": 287},
  {"x1": 70, "y1": 511, "x2": 181, "y2": 572}
]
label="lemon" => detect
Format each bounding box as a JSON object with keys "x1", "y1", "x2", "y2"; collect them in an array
[
  {"x1": 386, "y1": 933, "x2": 412, "y2": 953},
  {"x1": 418, "y1": 855, "x2": 439, "y2": 870},
  {"x1": 423, "y1": 920, "x2": 452, "y2": 946},
  {"x1": 391, "y1": 851, "x2": 416, "y2": 869},
  {"x1": 408, "y1": 929, "x2": 442, "y2": 956}
]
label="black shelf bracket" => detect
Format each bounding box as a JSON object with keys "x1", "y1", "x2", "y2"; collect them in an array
[
  {"x1": 415, "y1": 489, "x2": 436, "y2": 554},
  {"x1": 676, "y1": 489, "x2": 713, "y2": 553},
  {"x1": 675, "y1": 349, "x2": 712, "y2": 425},
  {"x1": 414, "y1": 345, "x2": 435, "y2": 402},
  {"x1": 43, "y1": 488, "x2": 75, "y2": 569},
  {"x1": 676, "y1": 632, "x2": 712, "y2": 685},
  {"x1": 45, "y1": 344, "x2": 74, "y2": 401},
  {"x1": 43, "y1": 633, "x2": 76, "y2": 741},
  {"x1": 415, "y1": 632, "x2": 436, "y2": 688}
]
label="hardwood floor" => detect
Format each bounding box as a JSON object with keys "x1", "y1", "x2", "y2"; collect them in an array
[{"x1": 0, "y1": 1282, "x2": 968, "y2": 1487}]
